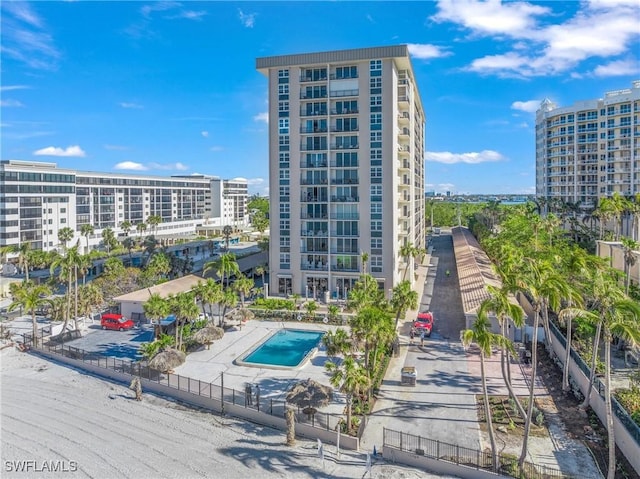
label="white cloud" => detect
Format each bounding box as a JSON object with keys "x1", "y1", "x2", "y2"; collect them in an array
[
  {"x1": 148, "y1": 162, "x2": 189, "y2": 171},
  {"x1": 511, "y1": 100, "x2": 540, "y2": 113},
  {"x1": 253, "y1": 112, "x2": 268, "y2": 123},
  {"x1": 201, "y1": 131, "x2": 209, "y2": 138},
  {"x1": 434, "y1": 0, "x2": 640, "y2": 77},
  {"x1": 1, "y1": 2, "x2": 60, "y2": 70},
  {"x1": 33, "y1": 145, "x2": 86, "y2": 157},
  {"x1": 140, "y1": 1, "x2": 180, "y2": 18},
  {"x1": 366, "y1": 14, "x2": 375, "y2": 23},
  {"x1": 114, "y1": 161, "x2": 148, "y2": 171},
  {"x1": 246, "y1": 178, "x2": 265, "y2": 186},
  {"x1": 119, "y1": 102, "x2": 144, "y2": 109},
  {"x1": 0, "y1": 85, "x2": 30, "y2": 92},
  {"x1": 407, "y1": 43, "x2": 452, "y2": 60},
  {"x1": 431, "y1": 0, "x2": 549, "y2": 37},
  {"x1": 238, "y1": 9, "x2": 256, "y2": 28},
  {"x1": 210, "y1": 146, "x2": 224, "y2": 152},
  {"x1": 1, "y1": 99, "x2": 24, "y2": 107},
  {"x1": 425, "y1": 150, "x2": 505, "y2": 164},
  {"x1": 592, "y1": 58, "x2": 640, "y2": 77},
  {"x1": 166, "y1": 10, "x2": 207, "y2": 21}
]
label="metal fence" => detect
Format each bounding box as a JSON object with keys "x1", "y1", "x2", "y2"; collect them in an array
[
  {"x1": 23, "y1": 332, "x2": 346, "y2": 435},
  {"x1": 548, "y1": 321, "x2": 640, "y2": 445},
  {"x1": 383, "y1": 428, "x2": 571, "y2": 479}
]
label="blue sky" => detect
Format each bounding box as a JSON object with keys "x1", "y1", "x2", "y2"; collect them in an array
[{"x1": 1, "y1": 1, "x2": 639, "y2": 195}]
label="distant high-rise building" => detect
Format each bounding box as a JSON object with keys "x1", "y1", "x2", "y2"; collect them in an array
[
  {"x1": 536, "y1": 80, "x2": 640, "y2": 209},
  {"x1": 257, "y1": 45, "x2": 425, "y2": 300},
  {"x1": 0, "y1": 160, "x2": 248, "y2": 254}
]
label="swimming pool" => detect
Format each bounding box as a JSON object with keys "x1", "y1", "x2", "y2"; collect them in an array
[{"x1": 237, "y1": 329, "x2": 325, "y2": 369}]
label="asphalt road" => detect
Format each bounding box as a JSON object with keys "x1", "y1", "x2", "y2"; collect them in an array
[{"x1": 62, "y1": 325, "x2": 154, "y2": 360}]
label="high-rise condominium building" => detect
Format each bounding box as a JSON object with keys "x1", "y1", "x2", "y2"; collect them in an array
[
  {"x1": 257, "y1": 45, "x2": 425, "y2": 300},
  {"x1": 0, "y1": 160, "x2": 248, "y2": 254},
  {"x1": 536, "y1": 80, "x2": 640, "y2": 209}
]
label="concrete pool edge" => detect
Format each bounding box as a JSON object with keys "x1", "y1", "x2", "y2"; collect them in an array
[{"x1": 234, "y1": 328, "x2": 325, "y2": 370}]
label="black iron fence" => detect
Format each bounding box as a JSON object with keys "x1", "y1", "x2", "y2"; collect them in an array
[
  {"x1": 383, "y1": 428, "x2": 571, "y2": 479},
  {"x1": 22, "y1": 332, "x2": 347, "y2": 436},
  {"x1": 549, "y1": 321, "x2": 640, "y2": 445}
]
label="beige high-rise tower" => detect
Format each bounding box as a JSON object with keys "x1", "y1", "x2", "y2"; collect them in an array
[{"x1": 257, "y1": 45, "x2": 425, "y2": 301}]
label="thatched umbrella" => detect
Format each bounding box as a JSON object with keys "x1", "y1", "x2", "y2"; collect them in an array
[
  {"x1": 148, "y1": 348, "x2": 186, "y2": 373},
  {"x1": 286, "y1": 378, "x2": 333, "y2": 418},
  {"x1": 193, "y1": 325, "x2": 224, "y2": 349}
]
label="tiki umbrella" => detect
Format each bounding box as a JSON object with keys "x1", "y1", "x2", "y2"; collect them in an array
[
  {"x1": 228, "y1": 308, "x2": 255, "y2": 322},
  {"x1": 193, "y1": 325, "x2": 224, "y2": 349},
  {"x1": 286, "y1": 378, "x2": 333, "y2": 417},
  {"x1": 149, "y1": 348, "x2": 186, "y2": 373}
]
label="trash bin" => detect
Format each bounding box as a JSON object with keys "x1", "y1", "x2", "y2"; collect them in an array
[{"x1": 401, "y1": 366, "x2": 417, "y2": 386}]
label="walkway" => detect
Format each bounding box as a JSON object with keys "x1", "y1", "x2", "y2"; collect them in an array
[{"x1": 360, "y1": 230, "x2": 601, "y2": 478}]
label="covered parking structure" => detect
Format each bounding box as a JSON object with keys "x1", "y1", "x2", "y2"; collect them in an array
[{"x1": 451, "y1": 226, "x2": 524, "y2": 341}]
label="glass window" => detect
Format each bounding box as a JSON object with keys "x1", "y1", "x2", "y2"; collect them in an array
[
  {"x1": 279, "y1": 118, "x2": 289, "y2": 134},
  {"x1": 370, "y1": 60, "x2": 382, "y2": 71},
  {"x1": 370, "y1": 203, "x2": 382, "y2": 214},
  {"x1": 278, "y1": 84, "x2": 289, "y2": 95}
]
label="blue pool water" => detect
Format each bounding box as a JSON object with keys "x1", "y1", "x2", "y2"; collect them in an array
[{"x1": 242, "y1": 329, "x2": 325, "y2": 368}]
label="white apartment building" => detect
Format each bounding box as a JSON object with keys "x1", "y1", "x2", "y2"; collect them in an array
[
  {"x1": 536, "y1": 80, "x2": 640, "y2": 209},
  {"x1": 257, "y1": 45, "x2": 425, "y2": 300},
  {"x1": 0, "y1": 160, "x2": 248, "y2": 254}
]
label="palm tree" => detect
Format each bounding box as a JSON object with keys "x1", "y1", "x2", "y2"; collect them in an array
[
  {"x1": 390, "y1": 280, "x2": 418, "y2": 328},
  {"x1": 169, "y1": 292, "x2": 199, "y2": 350},
  {"x1": 147, "y1": 215, "x2": 161, "y2": 236},
  {"x1": 102, "y1": 227, "x2": 117, "y2": 253},
  {"x1": 304, "y1": 300, "x2": 318, "y2": 319},
  {"x1": 219, "y1": 288, "x2": 238, "y2": 327},
  {"x1": 325, "y1": 355, "x2": 370, "y2": 434},
  {"x1": 585, "y1": 270, "x2": 640, "y2": 479},
  {"x1": 9, "y1": 281, "x2": 51, "y2": 347},
  {"x1": 621, "y1": 237, "x2": 639, "y2": 295},
  {"x1": 80, "y1": 224, "x2": 94, "y2": 254},
  {"x1": 478, "y1": 285, "x2": 527, "y2": 419},
  {"x1": 136, "y1": 222, "x2": 148, "y2": 238},
  {"x1": 204, "y1": 252, "x2": 239, "y2": 288},
  {"x1": 255, "y1": 263, "x2": 267, "y2": 296},
  {"x1": 322, "y1": 328, "x2": 351, "y2": 357},
  {"x1": 360, "y1": 251, "x2": 369, "y2": 276},
  {"x1": 122, "y1": 236, "x2": 136, "y2": 261},
  {"x1": 399, "y1": 242, "x2": 417, "y2": 280},
  {"x1": 144, "y1": 293, "x2": 170, "y2": 325},
  {"x1": 461, "y1": 314, "x2": 511, "y2": 473},
  {"x1": 192, "y1": 279, "x2": 222, "y2": 319},
  {"x1": 222, "y1": 225, "x2": 234, "y2": 250},
  {"x1": 120, "y1": 220, "x2": 132, "y2": 237},
  {"x1": 232, "y1": 274, "x2": 254, "y2": 307},
  {"x1": 58, "y1": 227, "x2": 75, "y2": 252},
  {"x1": 8, "y1": 243, "x2": 33, "y2": 281},
  {"x1": 77, "y1": 283, "x2": 104, "y2": 323}
]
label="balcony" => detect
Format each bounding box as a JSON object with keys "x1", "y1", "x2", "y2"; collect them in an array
[
  {"x1": 300, "y1": 126, "x2": 328, "y2": 133},
  {"x1": 398, "y1": 128, "x2": 410, "y2": 137},
  {"x1": 301, "y1": 212, "x2": 328, "y2": 220},
  {"x1": 330, "y1": 178, "x2": 359, "y2": 185},
  {"x1": 331, "y1": 230, "x2": 359, "y2": 237},
  {"x1": 332, "y1": 264, "x2": 359, "y2": 272},
  {"x1": 301, "y1": 262, "x2": 329, "y2": 271},
  {"x1": 300, "y1": 74, "x2": 328, "y2": 83},
  {"x1": 301, "y1": 109, "x2": 328, "y2": 117},
  {"x1": 301, "y1": 195, "x2": 328, "y2": 203},
  {"x1": 331, "y1": 126, "x2": 359, "y2": 132},
  {"x1": 398, "y1": 112, "x2": 410, "y2": 122},
  {"x1": 301, "y1": 178, "x2": 328, "y2": 185},
  {"x1": 300, "y1": 92, "x2": 328, "y2": 99},
  {"x1": 330, "y1": 89, "x2": 359, "y2": 98},
  {"x1": 331, "y1": 196, "x2": 359, "y2": 202},
  {"x1": 331, "y1": 143, "x2": 359, "y2": 150},
  {"x1": 330, "y1": 212, "x2": 360, "y2": 220},
  {"x1": 399, "y1": 159, "x2": 410, "y2": 170},
  {"x1": 300, "y1": 144, "x2": 328, "y2": 151},
  {"x1": 301, "y1": 246, "x2": 329, "y2": 253},
  {"x1": 300, "y1": 160, "x2": 328, "y2": 168},
  {"x1": 331, "y1": 108, "x2": 359, "y2": 115},
  {"x1": 301, "y1": 230, "x2": 328, "y2": 237}
]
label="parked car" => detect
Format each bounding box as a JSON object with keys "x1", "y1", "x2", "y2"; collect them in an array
[
  {"x1": 414, "y1": 311, "x2": 434, "y2": 337},
  {"x1": 100, "y1": 313, "x2": 135, "y2": 331}
]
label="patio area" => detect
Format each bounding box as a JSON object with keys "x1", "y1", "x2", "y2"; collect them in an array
[{"x1": 172, "y1": 319, "x2": 348, "y2": 418}]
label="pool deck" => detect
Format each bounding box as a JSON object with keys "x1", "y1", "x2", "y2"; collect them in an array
[{"x1": 172, "y1": 320, "x2": 347, "y2": 415}]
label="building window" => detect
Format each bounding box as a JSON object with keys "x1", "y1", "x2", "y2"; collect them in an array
[
  {"x1": 370, "y1": 113, "x2": 382, "y2": 130},
  {"x1": 370, "y1": 202, "x2": 382, "y2": 215},
  {"x1": 370, "y1": 77, "x2": 382, "y2": 94},
  {"x1": 279, "y1": 101, "x2": 289, "y2": 112},
  {"x1": 371, "y1": 238, "x2": 382, "y2": 249},
  {"x1": 370, "y1": 255, "x2": 382, "y2": 272},
  {"x1": 371, "y1": 220, "x2": 382, "y2": 231},
  {"x1": 279, "y1": 152, "x2": 290, "y2": 168},
  {"x1": 279, "y1": 253, "x2": 290, "y2": 266},
  {"x1": 279, "y1": 170, "x2": 290, "y2": 180},
  {"x1": 279, "y1": 203, "x2": 290, "y2": 215},
  {"x1": 278, "y1": 69, "x2": 289, "y2": 79},
  {"x1": 279, "y1": 186, "x2": 290, "y2": 200},
  {"x1": 279, "y1": 135, "x2": 290, "y2": 151},
  {"x1": 335, "y1": 65, "x2": 358, "y2": 79},
  {"x1": 278, "y1": 84, "x2": 289, "y2": 95},
  {"x1": 279, "y1": 118, "x2": 289, "y2": 134},
  {"x1": 370, "y1": 131, "x2": 382, "y2": 148},
  {"x1": 280, "y1": 236, "x2": 290, "y2": 247},
  {"x1": 279, "y1": 219, "x2": 290, "y2": 230}
]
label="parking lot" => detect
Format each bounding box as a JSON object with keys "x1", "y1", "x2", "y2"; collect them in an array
[{"x1": 62, "y1": 324, "x2": 154, "y2": 360}]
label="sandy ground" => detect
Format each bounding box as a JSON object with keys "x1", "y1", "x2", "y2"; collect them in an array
[{"x1": 0, "y1": 349, "x2": 458, "y2": 479}]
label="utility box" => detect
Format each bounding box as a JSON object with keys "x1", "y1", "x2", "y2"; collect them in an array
[{"x1": 401, "y1": 366, "x2": 417, "y2": 386}]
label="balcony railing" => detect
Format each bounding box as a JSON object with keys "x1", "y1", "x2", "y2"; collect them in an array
[
  {"x1": 330, "y1": 230, "x2": 359, "y2": 237},
  {"x1": 301, "y1": 195, "x2": 328, "y2": 203},
  {"x1": 301, "y1": 230, "x2": 328, "y2": 237},
  {"x1": 300, "y1": 161, "x2": 328, "y2": 168},
  {"x1": 331, "y1": 126, "x2": 359, "y2": 132},
  {"x1": 331, "y1": 196, "x2": 359, "y2": 202},
  {"x1": 301, "y1": 262, "x2": 329, "y2": 271},
  {"x1": 300, "y1": 212, "x2": 328, "y2": 219},
  {"x1": 330, "y1": 143, "x2": 359, "y2": 150},
  {"x1": 332, "y1": 264, "x2": 359, "y2": 272},
  {"x1": 331, "y1": 108, "x2": 358, "y2": 115},
  {"x1": 330, "y1": 178, "x2": 359, "y2": 185},
  {"x1": 300, "y1": 178, "x2": 328, "y2": 185},
  {"x1": 300, "y1": 75, "x2": 327, "y2": 82},
  {"x1": 300, "y1": 92, "x2": 328, "y2": 99},
  {"x1": 300, "y1": 127, "x2": 328, "y2": 133},
  {"x1": 330, "y1": 213, "x2": 359, "y2": 220},
  {"x1": 330, "y1": 89, "x2": 359, "y2": 98},
  {"x1": 300, "y1": 109, "x2": 328, "y2": 117}
]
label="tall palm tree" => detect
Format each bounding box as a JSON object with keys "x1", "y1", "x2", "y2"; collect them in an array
[
  {"x1": 325, "y1": 355, "x2": 371, "y2": 434},
  {"x1": 120, "y1": 220, "x2": 132, "y2": 237},
  {"x1": 204, "y1": 252, "x2": 239, "y2": 288},
  {"x1": 169, "y1": 292, "x2": 199, "y2": 350},
  {"x1": 122, "y1": 236, "x2": 136, "y2": 261},
  {"x1": 399, "y1": 242, "x2": 417, "y2": 280},
  {"x1": 147, "y1": 215, "x2": 161, "y2": 236},
  {"x1": 101, "y1": 227, "x2": 117, "y2": 253},
  {"x1": 218, "y1": 288, "x2": 238, "y2": 327},
  {"x1": 461, "y1": 314, "x2": 512, "y2": 473},
  {"x1": 390, "y1": 280, "x2": 418, "y2": 328},
  {"x1": 80, "y1": 224, "x2": 94, "y2": 254},
  {"x1": 478, "y1": 285, "x2": 527, "y2": 419},
  {"x1": 621, "y1": 237, "x2": 639, "y2": 295},
  {"x1": 8, "y1": 243, "x2": 33, "y2": 281},
  {"x1": 143, "y1": 293, "x2": 170, "y2": 337},
  {"x1": 360, "y1": 251, "x2": 369, "y2": 276},
  {"x1": 57, "y1": 227, "x2": 75, "y2": 253},
  {"x1": 255, "y1": 263, "x2": 267, "y2": 296},
  {"x1": 77, "y1": 283, "x2": 104, "y2": 323},
  {"x1": 9, "y1": 281, "x2": 51, "y2": 347},
  {"x1": 232, "y1": 274, "x2": 254, "y2": 307},
  {"x1": 192, "y1": 279, "x2": 222, "y2": 319},
  {"x1": 136, "y1": 222, "x2": 148, "y2": 238},
  {"x1": 222, "y1": 225, "x2": 234, "y2": 250},
  {"x1": 585, "y1": 271, "x2": 640, "y2": 479},
  {"x1": 322, "y1": 328, "x2": 351, "y2": 357}
]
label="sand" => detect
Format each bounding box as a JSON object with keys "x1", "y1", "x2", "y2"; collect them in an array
[{"x1": 1, "y1": 349, "x2": 455, "y2": 479}]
